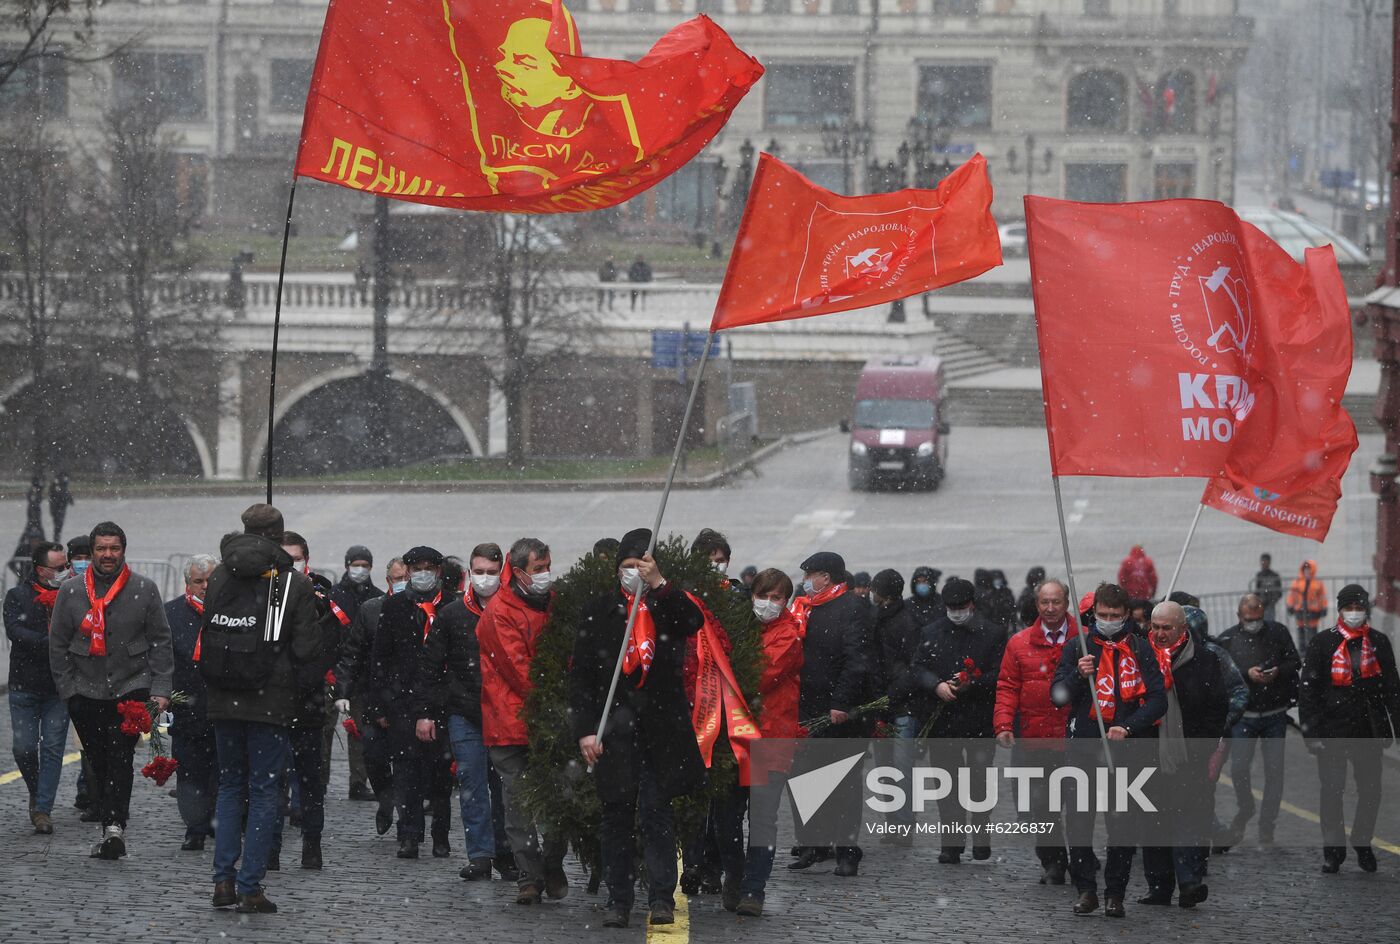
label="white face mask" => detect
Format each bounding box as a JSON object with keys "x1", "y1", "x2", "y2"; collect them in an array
[
  {"x1": 470, "y1": 573, "x2": 500, "y2": 597},
  {"x1": 390, "y1": 580, "x2": 407, "y2": 595},
  {"x1": 1341, "y1": 610, "x2": 1367, "y2": 628},
  {"x1": 801, "y1": 578, "x2": 817, "y2": 596},
  {"x1": 529, "y1": 571, "x2": 555, "y2": 594},
  {"x1": 409, "y1": 570, "x2": 439, "y2": 593},
  {"x1": 347, "y1": 566, "x2": 370, "y2": 585},
  {"x1": 620, "y1": 567, "x2": 643, "y2": 596},
  {"x1": 713, "y1": 560, "x2": 729, "y2": 575},
  {"x1": 45, "y1": 568, "x2": 71, "y2": 588},
  {"x1": 947, "y1": 606, "x2": 974, "y2": 625},
  {"x1": 1241, "y1": 619, "x2": 1264, "y2": 634},
  {"x1": 1095, "y1": 617, "x2": 1126, "y2": 636},
  {"x1": 753, "y1": 599, "x2": 784, "y2": 623}
]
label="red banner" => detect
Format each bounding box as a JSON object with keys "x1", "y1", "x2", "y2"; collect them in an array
[
  {"x1": 295, "y1": 0, "x2": 762, "y2": 213},
  {"x1": 709, "y1": 153, "x2": 1001, "y2": 331},
  {"x1": 1201, "y1": 475, "x2": 1342, "y2": 542},
  {"x1": 1026, "y1": 197, "x2": 1356, "y2": 498},
  {"x1": 690, "y1": 596, "x2": 760, "y2": 786}
]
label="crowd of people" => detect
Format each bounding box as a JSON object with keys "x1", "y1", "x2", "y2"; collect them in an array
[{"x1": 6, "y1": 511, "x2": 1400, "y2": 925}]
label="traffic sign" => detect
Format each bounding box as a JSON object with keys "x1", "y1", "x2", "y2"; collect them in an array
[{"x1": 651, "y1": 329, "x2": 709, "y2": 369}]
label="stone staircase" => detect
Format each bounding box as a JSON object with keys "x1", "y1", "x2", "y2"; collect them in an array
[{"x1": 933, "y1": 330, "x2": 1007, "y2": 381}]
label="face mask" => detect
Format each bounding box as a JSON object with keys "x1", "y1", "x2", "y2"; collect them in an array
[
  {"x1": 347, "y1": 566, "x2": 370, "y2": 585},
  {"x1": 409, "y1": 570, "x2": 439, "y2": 593},
  {"x1": 291, "y1": 560, "x2": 309, "y2": 575},
  {"x1": 713, "y1": 560, "x2": 729, "y2": 575},
  {"x1": 1095, "y1": 618, "x2": 1126, "y2": 636},
  {"x1": 753, "y1": 599, "x2": 783, "y2": 623},
  {"x1": 45, "y1": 568, "x2": 71, "y2": 588},
  {"x1": 1342, "y1": 610, "x2": 1367, "y2": 628},
  {"x1": 72, "y1": 560, "x2": 90, "y2": 576},
  {"x1": 620, "y1": 567, "x2": 643, "y2": 596},
  {"x1": 390, "y1": 580, "x2": 407, "y2": 595},
  {"x1": 801, "y1": 578, "x2": 817, "y2": 596},
  {"x1": 530, "y1": 571, "x2": 555, "y2": 594},
  {"x1": 1241, "y1": 619, "x2": 1264, "y2": 634},
  {"x1": 914, "y1": 583, "x2": 931, "y2": 598},
  {"x1": 947, "y1": 606, "x2": 973, "y2": 625},
  {"x1": 470, "y1": 573, "x2": 500, "y2": 597}
]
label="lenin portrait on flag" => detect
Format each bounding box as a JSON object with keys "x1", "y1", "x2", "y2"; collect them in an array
[{"x1": 445, "y1": 1, "x2": 643, "y2": 195}]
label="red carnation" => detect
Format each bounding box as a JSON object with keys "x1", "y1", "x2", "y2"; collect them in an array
[
  {"x1": 342, "y1": 717, "x2": 362, "y2": 740},
  {"x1": 450, "y1": 761, "x2": 459, "y2": 779},
  {"x1": 874, "y1": 720, "x2": 893, "y2": 739},
  {"x1": 796, "y1": 726, "x2": 810, "y2": 739},
  {"x1": 141, "y1": 756, "x2": 179, "y2": 787},
  {"x1": 324, "y1": 669, "x2": 337, "y2": 686},
  {"x1": 117, "y1": 700, "x2": 152, "y2": 736}
]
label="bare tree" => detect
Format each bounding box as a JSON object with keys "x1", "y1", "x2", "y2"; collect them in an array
[{"x1": 0, "y1": 1, "x2": 104, "y2": 92}]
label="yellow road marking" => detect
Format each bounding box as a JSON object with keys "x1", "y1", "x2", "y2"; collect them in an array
[
  {"x1": 1219, "y1": 773, "x2": 1400, "y2": 856},
  {"x1": 645, "y1": 853, "x2": 691, "y2": 942},
  {"x1": 0, "y1": 751, "x2": 82, "y2": 786}
]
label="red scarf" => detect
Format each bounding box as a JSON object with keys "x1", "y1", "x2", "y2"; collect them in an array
[
  {"x1": 417, "y1": 591, "x2": 442, "y2": 642},
  {"x1": 328, "y1": 598, "x2": 351, "y2": 628},
  {"x1": 1094, "y1": 634, "x2": 1146, "y2": 722},
  {"x1": 1151, "y1": 635, "x2": 1188, "y2": 692},
  {"x1": 789, "y1": 581, "x2": 847, "y2": 635},
  {"x1": 689, "y1": 593, "x2": 760, "y2": 785},
  {"x1": 620, "y1": 587, "x2": 658, "y2": 686},
  {"x1": 185, "y1": 593, "x2": 204, "y2": 616},
  {"x1": 463, "y1": 583, "x2": 486, "y2": 618},
  {"x1": 1332, "y1": 621, "x2": 1381, "y2": 686},
  {"x1": 31, "y1": 582, "x2": 58, "y2": 610},
  {"x1": 80, "y1": 565, "x2": 130, "y2": 657}
]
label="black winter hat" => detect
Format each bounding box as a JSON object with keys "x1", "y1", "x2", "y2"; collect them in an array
[
  {"x1": 345, "y1": 544, "x2": 373, "y2": 567},
  {"x1": 911, "y1": 565, "x2": 941, "y2": 587},
  {"x1": 801, "y1": 551, "x2": 845, "y2": 579},
  {"x1": 66, "y1": 535, "x2": 91, "y2": 558},
  {"x1": 617, "y1": 528, "x2": 652, "y2": 563},
  {"x1": 1337, "y1": 584, "x2": 1370, "y2": 611},
  {"x1": 941, "y1": 577, "x2": 975, "y2": 608},
  {"x1": 240, "y1": 503, "x2": 284, "y2": 539},
  {"x1": 871, "y1": 568, "x2": 904, "y2": 600},
  {"x1": 403, "y1": 546, "x2": 444, "y2": 567},
  {"x1": 852, "y1": 571, "x2": 872, "y2": 589}
]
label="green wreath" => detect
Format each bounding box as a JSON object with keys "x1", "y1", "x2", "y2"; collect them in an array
[{"x1": 517, "y1": 536, "x2": 765, "y2": 874}]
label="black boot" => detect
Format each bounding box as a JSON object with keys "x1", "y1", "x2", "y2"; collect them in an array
[
  {"x1": 301, "y1": 836, "x2": 322, "y2": 870},
  {"x1": 397, "y1": 838, "x2": 419, "y2": 859},
  {"x1": 375, "y1": 793, "x2": 393, "y2": 836}
]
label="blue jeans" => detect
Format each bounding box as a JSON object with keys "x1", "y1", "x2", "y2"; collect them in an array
[
  {"x1": 213, "y1": 721, "x2": 289, "y2": 896},
  {"x1": 8, "y1": 690, "x2": 69, "y2": 814},
  {"x1": 742, "y1": 772, "x2": 787, "y2": 901},
  {"x1": 446, "y1": 715, "x2": 495, "y2": 859},
  {"x1": 1230, "y1": 713, "x2": 1287, "y2": 830},
  {"x1": 172, "y1": 722, "x2": 218, "y2": 840}
]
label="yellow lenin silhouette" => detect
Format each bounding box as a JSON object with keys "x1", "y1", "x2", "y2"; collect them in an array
[{"x1": 444, "y1": 3, "x2": 642, "y2": 194}]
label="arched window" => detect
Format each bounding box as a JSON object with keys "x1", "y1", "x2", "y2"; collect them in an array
[
  {"x1": 1066, "y1": 69, "x2": 1127, "y2": 133},
  {"x1": 1158, "y1": 70, "x2": 1196, "y2": 134}
]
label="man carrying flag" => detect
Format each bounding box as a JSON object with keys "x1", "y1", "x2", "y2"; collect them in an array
[{"x1": 570, "y1": 528, "x2": 706, "y2": 929}]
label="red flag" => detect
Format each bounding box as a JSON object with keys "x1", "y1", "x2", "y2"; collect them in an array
[
  {"x1": 295, "y1": 0, "x2": 762, "y2": 213},
  {"x1": 1026, "y1": 196, "x2": 1356, "y2": 496},
  {"x1": 1201, "y1": 476, "x2": 1342, "y2": 542},
  {"x1": 709, "y1": 153, "x2": 1001, "y2": 332}
]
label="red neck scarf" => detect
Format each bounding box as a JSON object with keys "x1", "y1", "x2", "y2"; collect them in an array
[
  {"x1": 1151, "y1": 635, "x2": 1188, "y2": 691},
  {"x1": 463, "y1": 584, "x2": 486, "y2": 618},
  {"x1": 30, "y1": 582, "x2": 58, "y2": 610},
  {"x1": 1332, "y1": 621, "x2": 1381, "y2": 686},
  {"x1": 620, "y1": 587, "x2": 658, "y2": 686},
  {"x1": 417, "y1": 591, "x2": 443, "y2": 642},
  {"x1": 789, "y1": 582, "x2": 847, "y2": 635},
  {"x1": 690, "y1": 592, "x2": 760, "y2": 785},
  {"x1": 185, "y1": 593, "x2": 204, "y2": 616},
  {"x1": 1094, "y1": 633, "x2": 1146, "y2": 722},
  {"x1": 80, "y1": 565, "x2": 130, "y2": 657}
]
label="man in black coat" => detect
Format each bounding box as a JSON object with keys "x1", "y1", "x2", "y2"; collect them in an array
[
  {"x1": 1139, "y1": 601, "x2": 1231, "y2": 908},
  {"x1": 571, "y1": 528, "x2": 705, "y2": 929},
  {"x1": 329, "y1": 544, "x2": 383, "y2": 800},
  {"x1": 1214, "y1": 592, "x2": 1299, "y2": 845},
  {"x1": 166, "y1": 554, "x2": 219, "y2": 851},
  {"x1": 372, "y1": 546, "x2": 454, "y2": 860},
  {"x1": 790, "y1": 550, "x2": 871, "y2": 877},
  {"x1": 905, "y1": 576, "x2": 1006, "y2": 863},
  {"x1": 1051, "y1": 583, "x2": 1167, "y2": 919},
  {"x1": 1299, "y1": 584, "x2": 1400, "y2": 873},
  {"x1": 870, "y1": 569, "x2": 919, "y2": 842}
]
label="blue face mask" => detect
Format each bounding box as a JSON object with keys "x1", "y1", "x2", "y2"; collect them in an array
[
  {"x1": 915, "y1": 583, "x2": 931, "y2": 598},
  {"x1": 72, "y1": 560, "x2": 90, "y2": 577},
  {"x1": 391, "y1": 580, "x2": 407, "y2": 595}
]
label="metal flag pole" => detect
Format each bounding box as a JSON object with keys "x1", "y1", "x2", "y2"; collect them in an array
[
  {"x1": 1163, "y1": 502, "x2": 1206, "y2": 600},
  {"x1": 265, "y1": 178, "x2": 299, "y2": 505},
  {"x1": 592, "y1": 331, "x2": 718, "y2": 755},
  {"x1": 1052, "y1": 475, "x2": 1114, "y2": 772}
]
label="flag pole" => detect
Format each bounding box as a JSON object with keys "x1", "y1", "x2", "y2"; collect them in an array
[
  {"x1": 1052, "y1": 474, "x2": 1114, "y2": 772},
  {"x1": 265, "y1": 177, "x2": 299, "y2": 505},
  {"x1": 1163, "y1": 502, "x2": 1206, "y2": 599},
  {"x1": 592, "y1": 331, "x2": 718, "y2": 756}
]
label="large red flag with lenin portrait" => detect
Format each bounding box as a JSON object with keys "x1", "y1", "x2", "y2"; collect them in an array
[
  {"x1": 294, "y1": 0, "x2": 762, "y2": 212},
  {"x1": 1026, "y1": 196, "x2": 1358, "y2": 537},
  {"x1": 709, "y1": 153, "x2": 1002, "y2": 331}
]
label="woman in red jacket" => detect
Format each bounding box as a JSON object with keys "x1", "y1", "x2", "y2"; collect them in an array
[
  {"x1": 993, "y1": 577, "x2": 1079, "y2": 886},
  {"x1": 733, "y1": 568, "x2": 804, "y2": 918}
]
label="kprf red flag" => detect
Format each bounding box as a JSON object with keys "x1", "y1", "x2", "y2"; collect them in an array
[
  {"x1": 1200, "y1": 476, "x2": 1343, "y2": 542},
  {"x1": 1026, "y1": 196, "x2": 1356, "y2": 498},
  {"x1": 709, "y1": 153, "x2": 1001, "y2": 331},
  {"x1": 295, "y1": 0, "x2": 762, "y2": 213}
]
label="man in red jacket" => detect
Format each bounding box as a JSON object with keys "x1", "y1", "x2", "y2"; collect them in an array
[
  {"x1": 994, "y1": 578, "x2": 1078, "y2": 886},
  {"x1": 477, "y1": 537, "x2": 567, "y2": 905}
]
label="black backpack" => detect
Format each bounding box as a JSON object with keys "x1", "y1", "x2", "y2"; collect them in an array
[{"x1": 197, "y1": 568, "x2": 292, "y2": 690}]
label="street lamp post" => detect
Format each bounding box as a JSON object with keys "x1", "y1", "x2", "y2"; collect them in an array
[
  {"x1": 1007, "y1": 135, "x2": 1054, "y2": 198},
  {"x1": 821, "y1": 117, "x2": 872, "y2": 192}
]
